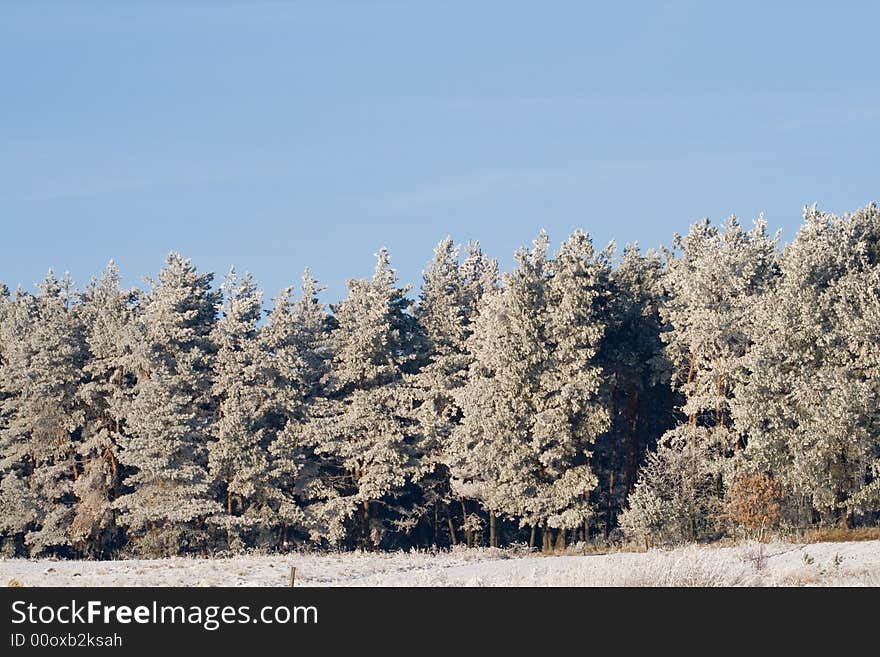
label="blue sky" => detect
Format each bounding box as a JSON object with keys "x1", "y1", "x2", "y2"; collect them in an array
[{"x1": 2, "y1": 1, "x2": 878, "y2": 303}]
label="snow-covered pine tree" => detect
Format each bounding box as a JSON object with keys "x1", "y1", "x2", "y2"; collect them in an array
[
  {"x1": 735, "y1": 204, "x2": 880, "y2": 527},
  {"x1": 452, "y1": 231, "x2": 609, "y2": 550},
  {"x1": 592, "y1": 245, "x2": 674, "y2": 534},
  {"x1": 838, "y1": 242, "x2": 880, "y2": 524},
  {"x1": 449, "y1": 236, "x2": 548, "y2": 547},
  {"x1": 412, "y1": 238, "x2": 497, "y2": 546},
  {"x1": 262, "y1": 270, "x2": 330, "y2": 547},
  {"x1": 302, "y1": 249, "x2": 423, "y2": 548},
  {"x1": 208, "y1": 268, "x2": 275, "y2": 550},
  {"x1": 115, "y1": 253, "x2": 221, "y2": 556},
  {"x1": 0, "y1": 272, "x2": 88, "y2": 556},
  {"x1": 621, "y1": 216, "x2": 779, "y2": 543},
  {"x1": 0, "y1": 286, "x2": 40, "y2": 555},
  {"x1": 459, "y1": 240, "x2": 500, "y2": 319},
  {"x1": 73, "y1": 262, "x2": 139, "y2": 556},
  {"x1": 532, "y1": 231, "x2": 610, "y2": 546}
]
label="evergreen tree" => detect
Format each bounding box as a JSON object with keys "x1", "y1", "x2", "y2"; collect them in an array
[
  {"x1": 453, "y1": 232, "x2": 609, "y2": 549},
  {"x1": 115, "y1": 253, "x2": 221, "y2": 556},
  {"x1": 263, "y1": 271, "x2": 330, "y2": 546},
  {"x1": 622, "y1": 216, "x2": 779, "y2": 543},
  {"x1": 0, "y1": 287, "x2": 40, "y2": 555},
  {"x1": 0, "y1": 273, "x2": 87, "y2": 556},
  {"x1": 736, "y1": 204, "x2": 880, "y2": 526},
  {"x1": 412, "y1": 238, "x2": 497, "y2": 546},
  {"x1": 302, "y1": 249, "x2": 422, "y2": 548},
  {"x1": 73, "y1": 262, "x2": 139, "y2": 556},
  {"x1": 592, "y1": 245, "x2": 673, "y2": 535},
  {"x1": 209, "y1": 268, "x2": 273, "y2": 550}
]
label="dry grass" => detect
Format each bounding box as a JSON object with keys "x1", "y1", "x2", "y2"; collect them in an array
[{"x1": 802, "y1": 526, "x2": 880, "y2": 543}]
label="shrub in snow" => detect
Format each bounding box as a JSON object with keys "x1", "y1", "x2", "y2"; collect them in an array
[{"x1": 724, "y1": 471, "x2": 782, "y2": 540}]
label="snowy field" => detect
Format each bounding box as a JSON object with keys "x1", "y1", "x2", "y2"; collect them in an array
[{"x1": 3, "y1": 540, "x2": 879, "y2": 587}]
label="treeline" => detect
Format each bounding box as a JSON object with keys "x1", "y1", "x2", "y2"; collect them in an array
[{"x1": 1, "y1": 204, "x2": 878, "y2": 558}]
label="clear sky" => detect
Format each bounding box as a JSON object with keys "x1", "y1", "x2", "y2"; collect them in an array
[{"x1": 2, "y1": 1, "x2": 878, "y2": 303}]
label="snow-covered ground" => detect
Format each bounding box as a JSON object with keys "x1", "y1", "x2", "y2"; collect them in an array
[{"x1": 3, "y1": 540, "x2": 878, "y2": 587}]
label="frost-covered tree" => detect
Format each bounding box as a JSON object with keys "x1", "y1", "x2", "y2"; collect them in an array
[
  {"x1": 619, "y1": 425, "x2": 717, "y2": 544},
  {"x1": 73, "y1": 262, "x2": 139, "y2": 556},
  {"x1": 536, "y1": 231, "x2": 611, "y2": 541},
  {"x1": 262, "y1": 271, "x2": 330, "y2": 546},
  {"x1": 0, "y1": 287, "x2": 40, "y2": 555},
  {"x1": 208, "y1": 268, "x2": 275, "y2": 549},
  {"x1": 115, "y1": 253, "x2": 221, "y2": 556},
  {"x1": 452, "y1": 231, "x2": 609, "y2": 549},
  {"x1": 0, "y1": 273, "x2": 87, "y2": 556},
  {"x1": 592, "y1": 244, "x2": 673, "y2": 533},
  {"x1": 412, "y1": 238, "x2": 497, "y2": 546},
  {"x1": 838, "y1": 258, "x2": 880, "y2": 523},
  {"x1": 618, "y1": 435, "x2": 716, "y2": 547},
  {"x1": 450, "y1": 236, "x2": 548, "y2": 547},
  {"x1": 664, "y1": 216, "x2": 779, "y2": 460},
  {"x1": 623, "y1": 216, "x2": 779, "y2": 543},
  {"x1": 302, "y1": 249, "x2": 423, "y2": 548},
  {"x1": 735, "y1": 204, "x2": 880, "y2": 526}
]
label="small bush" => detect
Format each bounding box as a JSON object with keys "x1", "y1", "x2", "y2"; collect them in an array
[
  {"x1": 725, "y1": 472, "x2": 782, "y2": 540},
  {"x1": 740, "y1": 541, "x2": 768, "y2": 572},
  {"x1": 620, "y1": 435, "x2": 719, "y2": 547}
]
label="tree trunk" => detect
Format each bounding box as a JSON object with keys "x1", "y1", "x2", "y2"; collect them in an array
[
  {"x1": 624, "y1": 390, "x2": 640, "y2": 495},
  {"x1": 542, "y1": 522, "x2": 551, "y2": 553},
  {"x1": 607, "y1": 447, "x2": 616, "y2": 537},
  {"x1": 606, "y1": 385, "x2": 620, "y2": 535},
  {"x1": 555, "y1": 528, "x2": 566, "y2": 551},
  {"x1": 489, "y1": 511, "x2": 497, "y2": 548},
  {"x1": 687, "y1": 350, "x2": 698, "y2": 426},
  {"x1": 105, "y1": 448, "x2": 120, "y2": 498},
  {"x1": 460, "y1": 501, "x2": 471, "y2": 547},
  {"x1": 446, "y1": 507, "x2": 458, "y2": 546},
  {"x1": 529, "y1": 525, "x2": 536, "y2": 549},
  {"x1": 361, "y1": 501, "x2": 371, "y2": 549},
  {"x1": 227, "y1": 490, "x2": 232, "y2": 515}
]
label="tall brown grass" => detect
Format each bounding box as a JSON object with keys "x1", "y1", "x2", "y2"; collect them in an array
[{"x1": 802, "y1": 526, "x2": 880, "y2": 543}]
